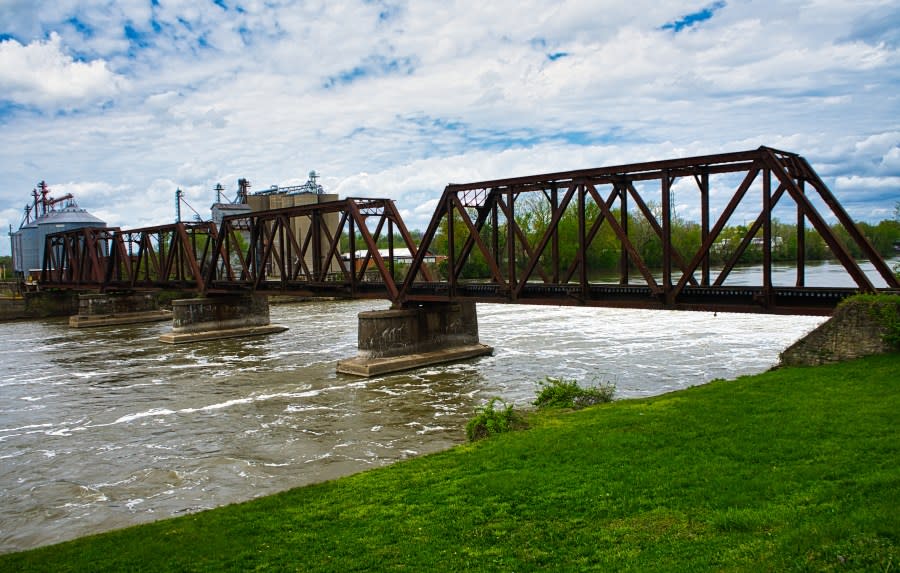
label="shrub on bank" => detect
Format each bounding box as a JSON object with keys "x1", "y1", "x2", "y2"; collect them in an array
[
  {"x1": 533, "y1": 376, "x2": 616, "y2": 409},
  {"x1": 466, "y1": 378, "x2": 616, "y2": 442},
  {"x1": 465, "y1": 398, "x2": 524, "y2": 442}
]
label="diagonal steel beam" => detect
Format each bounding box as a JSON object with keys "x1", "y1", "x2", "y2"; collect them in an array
[{"x1": 760, "y1": 149, "x2": 877, "y2": 291}]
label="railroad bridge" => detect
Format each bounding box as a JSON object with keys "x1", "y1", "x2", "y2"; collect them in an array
[{"x1": 37, "y1": 147, "x2": 900, "y2": 375}]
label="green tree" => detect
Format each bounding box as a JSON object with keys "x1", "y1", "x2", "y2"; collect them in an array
[
  {"x1": 0, "y1": 255, "x2": 12, "y2": 280},
  {"x1": 627, "y1": 201, "x2": 663, "y2": 268},
  {"x1": 429, "y1": 209, "x2": 494, "y2": 280}
]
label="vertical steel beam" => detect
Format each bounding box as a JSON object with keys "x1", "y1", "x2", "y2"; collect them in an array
[
  {"x1": 577, "y1": 183, "x2": 588, "y2": 300},
  {"x1": 387, "y1": 218, "x2": 395, "y2": 281},
  {"x1": 311, "y1": 211, "x2": 322, "y2": 281},
  {"x1": 796, "y1": 179, "x2": 806, "y2": 288},
  {"x1": 491, "y1": 199, "x2": 500, "y2": 278},
  {"x1": 762, "y1": 168, "x2": 773, "y2": 307},
  {"x1": 506, "y1": 187, "x2": 516, "y2": 299},
  {"x1": 661, "y1": 172, "x2": 672, "y2": 303},
  {"x1": 349, "y1": 214, "x2": 356, "y2": 294},
  {"x1": 446, "y1": 195, "x2": 456, "y2": 298},
  {"x1": 551, "y1": 184, "x2": 560, "y2": 284},
  {"x1": 619, "y1": 182, "x2": 629, "y2": 285},
  {"x1": 700, "y1": 171, "x2": 710, "y2": 287}
]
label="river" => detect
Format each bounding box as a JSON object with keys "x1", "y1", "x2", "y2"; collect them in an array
[{"x1": 0, "y1": 258, "x2": 895, "y2": 553}]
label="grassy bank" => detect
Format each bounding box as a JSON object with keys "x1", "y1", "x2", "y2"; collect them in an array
[{"x1": 2, "y1": 354, "x2": 898, "y2": 572}]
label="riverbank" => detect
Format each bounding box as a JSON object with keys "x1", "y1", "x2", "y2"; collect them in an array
[{"x1": 2, "y1": 353, "x2": 896, "y2": 571}]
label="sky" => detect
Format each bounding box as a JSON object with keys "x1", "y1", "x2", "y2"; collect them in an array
[{"x1": 1, "y1": 0, "x2": 899, "y2": 257}]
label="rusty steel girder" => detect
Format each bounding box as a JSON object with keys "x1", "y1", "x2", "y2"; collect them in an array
[
  {"x1": 116, "y1": 221, "x2": 218, "y2": 291},
  {"x1": 39, "y1": 147, "x2": 898, "y2": 315},
  {"x1": 399, "y1": 146, "x2": 898, "y2": 314},
  {"x1": 41, "y1": 221, "x2": 218, "y2": 292},
  {"x1": 41, "y1": 227, "x2": 123, "y2": 288},
  {"x1": 205, "y1": 197, "x2": 429, "y2": 299}
]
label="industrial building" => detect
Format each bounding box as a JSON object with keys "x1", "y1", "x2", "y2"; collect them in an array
[
  {"x1": 7, "y1": 173, "x2": 338, "y2": 281},
  {"x1": 209, "y1": 171, "x2": 342, "y2": 277},
  {"x1": 8, "y1": 181, "x2": 107, "y2": 278}
]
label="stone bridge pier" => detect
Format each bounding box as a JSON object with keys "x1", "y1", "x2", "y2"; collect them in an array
[
  {"x1": 159, "y1": 294, "x2": 287, "y2": 343},
  {"x1": 337, "y1": 301, "x2": 493, "y2": 376}
]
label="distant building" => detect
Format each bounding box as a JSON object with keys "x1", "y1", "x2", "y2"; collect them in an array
[
  {"x1": 343, "y1": 248, "x2": 444, "y2": 272},
  {"x1": 210, "y1": 179, "x2": 253, "y2": 228},
  {"x1": 210, "y1": 171, "x2": 342, "y2": 277},
  {"x1": 9, "y1": 181, "x2": 106, "y2": 277}
]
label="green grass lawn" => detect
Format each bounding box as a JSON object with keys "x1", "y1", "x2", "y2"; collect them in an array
[{"x1": 2, "y1": 354, "x2": 898, "y2": 572}]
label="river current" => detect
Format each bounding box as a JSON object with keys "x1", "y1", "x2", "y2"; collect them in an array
[{"x1": 0, "y1": 259, "x2": 894, "y2": 553}]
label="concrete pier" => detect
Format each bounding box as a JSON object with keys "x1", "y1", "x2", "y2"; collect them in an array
[
  {"x1": 69, "y1": 293, "x2": 172, "y2": 327},
  {"x1": 337, "y1": 301, "x2": 493, "y2": 376},
  {"x1": 159, "y1": 294, "x2": 287, "y2": 343}
]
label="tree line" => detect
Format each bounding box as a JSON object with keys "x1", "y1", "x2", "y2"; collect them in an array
[{"x1": 359, "y1": 200, "x2": 899, "y2": 281}]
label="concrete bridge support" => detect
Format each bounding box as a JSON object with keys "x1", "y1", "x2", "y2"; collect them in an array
[
  {"x1": 159, "y1": 294, "x2": 287, "y2": 343},
  {"x1": 337, "y1": 301, "x2": 493, "y2": 376},
  {"x1": 69, "y1": 292, "x2": 172, "y2": 327}
]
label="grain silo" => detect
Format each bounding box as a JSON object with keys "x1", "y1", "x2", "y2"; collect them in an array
[{"x1": 9, "y1": 181, "x2": 106, "y2": 278}]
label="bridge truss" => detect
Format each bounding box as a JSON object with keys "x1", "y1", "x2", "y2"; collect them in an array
[
  {"x1": 205, "y1": 197, "x2": 428, "y2": 299},
  {"x1": 41, "y1": 221, "x2": 219, "y2": 291},
  {"x1": 41, "y1": 198, "x2": 429, "y2": 300},
  {"x1": 400, "y1": 146, "x2": 898, "y2": 314},
  {"x1": 40, "y1": 147, "x2": 899, "y2": 315}
]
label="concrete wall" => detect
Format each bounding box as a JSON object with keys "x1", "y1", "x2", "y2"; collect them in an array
[
  {"x1": 0, "y1": 298, "x2": 27, "y2": 320},
  {"x1": 779, "y1": 298, "x2": 899, "y2": 367}
]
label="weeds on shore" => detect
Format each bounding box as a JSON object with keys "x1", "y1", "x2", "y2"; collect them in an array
[
  {"x1": 467, "y1": 377, "x2": 615, "y2": 442},
  {"x1": 465, "y1": 398, "x2": 524, "y2": 441},
  {"x1": 533, "y1": 376, "x2": 616, "y2": 410}
]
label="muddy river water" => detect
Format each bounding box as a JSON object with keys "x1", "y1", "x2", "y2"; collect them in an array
[{"x1": 1, "y1": 259, "x2": 893, "y2": 553}]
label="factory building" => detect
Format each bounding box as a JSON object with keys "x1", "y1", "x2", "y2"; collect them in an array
[
  {"x1": 9, "y1": 181, "x2": 106, "y2": 278},
  {"x1": 209, "y1": 171, "x2": 341, "y2": 277}
]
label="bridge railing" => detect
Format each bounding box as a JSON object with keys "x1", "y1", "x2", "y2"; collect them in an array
[{"x1": 399, "y1": 146, "x2": 899, "y2": 314}]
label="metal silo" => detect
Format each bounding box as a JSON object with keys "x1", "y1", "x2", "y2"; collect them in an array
[
  {"x1": 10, "y1": 181, "x2": 108, "y2": 278},
  {"x1": 35, "y1": 201, "x2": 107, "y2": 271},
  {"x1": 12, "y1": 220, "x2": 38, "y2": 275}
]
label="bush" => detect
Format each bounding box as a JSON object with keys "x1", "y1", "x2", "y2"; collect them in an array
[
  {"x1": 533, "y1": 377, "x2": 616, "y2": 410},
  {"x1": 466, "y1": 398, "x2": 523, "y2": 442}
]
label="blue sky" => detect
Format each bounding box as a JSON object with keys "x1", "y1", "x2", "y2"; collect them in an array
[{"x1": 1, "y1": 0, "x2": 899, "y2": 257}]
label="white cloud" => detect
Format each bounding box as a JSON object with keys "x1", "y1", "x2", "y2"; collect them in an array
[
  {"x1": 1, "y1": 1, "x2": 899, "y2": 258},
  {"x1": 0, "y1": 32, "x2": 125, "y2": 109},
  {"x1": 834, "y1": 175, "x2": 900, "y2": 190}
]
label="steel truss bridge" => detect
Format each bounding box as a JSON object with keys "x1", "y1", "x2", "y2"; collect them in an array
[{"x1": 40, "y1": 147, "x2": 899, "y2": 316}]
